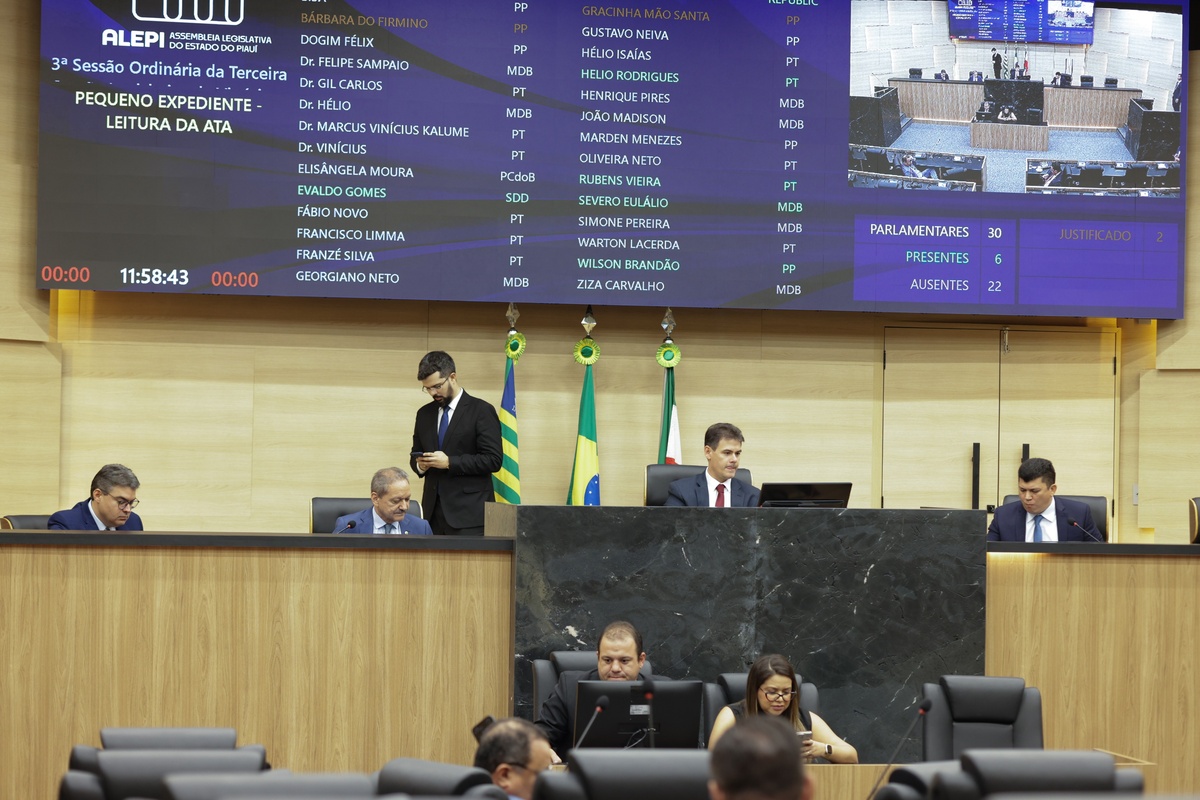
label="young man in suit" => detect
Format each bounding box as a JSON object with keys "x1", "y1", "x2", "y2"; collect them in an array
[
  {"x1": 987, "y1": 457, "x2": 1102, "y2": 542},
  {"x1": 332, "y1": 467, "x2": 432, "y2": 535},
  {"x1": 665, "y1": 422, "x2": 761, "y2": 508},
  {"x1": 410, "y1": 351, "x2": 503, "y2": 535},
  {"x1": 49, "y1": 463, "x2": 144, "y2": 531}
]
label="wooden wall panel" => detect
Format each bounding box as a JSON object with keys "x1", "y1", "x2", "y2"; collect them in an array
[
  {"x1": 1155, "y1": 50, "x2": 1200, "y2": 369},
  {"x1": 59, "y1": 342, "x2": 256, "y2": 530},
  {"x1": 0, "y1": 543, "x2": 512, "y2": 800},
  {"x1": 1136, "y1": 369, "x2": 1200, "y2": 540},
  {"x1": 987, "y1": 552, "x2": 1200, "y2": 793},
  {"x1": 0, "y1": 341, "x2": 63, "y2": 514},
  {"x1": 0, "y1": 0, "x2": 49, "y2": 343}
]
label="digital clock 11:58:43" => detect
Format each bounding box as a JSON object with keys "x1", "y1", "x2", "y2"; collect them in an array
[{"x1": 120, "y1": 268, "x2": 190, "y2": 285}]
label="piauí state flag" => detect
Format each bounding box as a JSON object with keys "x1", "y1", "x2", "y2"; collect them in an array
[
  {"x1": 567, "y1": 364, "x2": 601, "y2": 506},
  {"x1": 492, "y1": 357, "x2": 520, "y2": 504},
  {"x1": 657, "y1": 367, "x2": 681, "y2": 464}
]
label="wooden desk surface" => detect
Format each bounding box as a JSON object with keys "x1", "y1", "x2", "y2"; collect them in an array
[
  {"x1": 987, "y1": 546, "x2": 1197, "y2": 792},
  {"x1": 0, "y1": 533, "x2": 514, "y2": 800}
]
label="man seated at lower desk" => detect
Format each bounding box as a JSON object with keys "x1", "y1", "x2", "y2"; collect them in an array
[
  {"x1": 665, "y1": 422, "x2": 761, "y2": 507},
  {"x1": 535, "y1": 620, "x2": 651, "y2": 759},
  {"x1": 49, "y1": 463, "x2": 144, "y2": 531},
  {"x1": 987, "y1": 457, "x2": 1101, "y2": 542},
  {"x1": 332, "y1": 467, "x2": 432, "y2": 535},
  {"x1": 474, "y1": 718, "x2": 554, "y2": 800},
  {"x1": 710, "y1": 716, "x2": 814, "y2": 800}
]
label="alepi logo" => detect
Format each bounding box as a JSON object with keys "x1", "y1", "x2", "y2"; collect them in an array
[{"x1": 133, "y1": 0, "x2": 244, "y2": 25}]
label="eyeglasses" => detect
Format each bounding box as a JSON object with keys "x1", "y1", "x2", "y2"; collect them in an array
[
  {"x1": 101, "y1": 491, "x2": 139, "y2": 510},
  {"x1": 421, "y1": 376, "x2": 451, "y2": 395},
  {"x1": 760, "y1": 688, "x2": 795, "y2": 701},
  {"x1": 504, "y1": 762, "x2": 535, "y2": 774}
]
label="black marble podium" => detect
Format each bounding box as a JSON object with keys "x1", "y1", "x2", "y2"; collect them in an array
[{"x1": 490, "y1": 505, "x2": 987, "y2": 763}]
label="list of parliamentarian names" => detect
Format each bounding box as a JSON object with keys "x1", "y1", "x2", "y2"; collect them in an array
[{"x1": 37, "y1": 0, "x2": 1184, "y2": 317}]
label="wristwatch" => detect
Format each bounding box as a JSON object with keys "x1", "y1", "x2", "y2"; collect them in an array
[{"x1": 825, "y1": 744, "x2": 833, "y2": 756}]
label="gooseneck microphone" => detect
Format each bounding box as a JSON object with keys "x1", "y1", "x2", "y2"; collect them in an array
[
  {"x1": 642, "y1": 674, "x2": 656, "y2": 749},
  {"x1": 1067, "y1": 517, "x2": 1103, "y2": 543},
  {"x1": 865, "y1": 698, "x2": 933, "y2": 800},
  {"x1": 333, "y1": 520, "x2": 356, "y2": 534},
  {"x1": 574, "y1": 695, "x2": 609, "y2": 749}
]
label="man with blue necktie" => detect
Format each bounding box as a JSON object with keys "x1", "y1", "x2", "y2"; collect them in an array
[
  {"x1": 987, "y1": 457, "x2": 1101, "y2": 542},
  {"x1": 332, "y1": 467, "x2": 432, "y2": 536},
  {"x1": 410, "y1": 351, "x2": 503, "y2": 535}
]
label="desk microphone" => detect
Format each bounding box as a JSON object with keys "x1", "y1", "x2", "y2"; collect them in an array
[
  {"x1": 865, "y1": 698, "x2": 932, "y2": 800},
  {"x1": 575, "y1": 695, "x2": 608, "y2": 749},
  {"x1": 642, "y1": 674, "x2": 656, "y2": 749},
  {"x1": 1067, "y1": 517, "x2": 1103, "y2": 543},
  {"x1": 333, "y1": 520, "x2": 356, "y2": 534}
]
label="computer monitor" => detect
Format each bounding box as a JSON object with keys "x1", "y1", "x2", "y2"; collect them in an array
[
  {"x1": 572, "y1": 680, "x2": 704, "y2": 750},
  {"x1": 758, "y1": 483, "x2": 853, "y2": 508}
]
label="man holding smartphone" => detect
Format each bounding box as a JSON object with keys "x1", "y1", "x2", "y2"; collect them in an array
[{"x1": 410, "y1": 351, "x2": 503, "y2": 536}]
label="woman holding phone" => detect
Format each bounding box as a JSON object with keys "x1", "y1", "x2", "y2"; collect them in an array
[{"x1": 708, "y1": 653, "x2": 858, "y2": 763}]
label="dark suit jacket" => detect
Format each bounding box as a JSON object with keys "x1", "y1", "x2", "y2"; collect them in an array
[
  {"x1": 664, "y1": 473, "x2": 760, "y2": 508},
  {"x1": 331, "y1": 508, "x2": 432, "y2": 536},
  {"x1": 987, "y1": 497, "x2": 1101, "y2": 542},
  {"x1": 410, "y1": 391, "x2": 503, "y2": 530},
  {"x1": 48, "y1": 499, "x2": 143, "y2": 531}
]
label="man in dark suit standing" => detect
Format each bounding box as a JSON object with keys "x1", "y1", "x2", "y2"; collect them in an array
[
  {"x1": 665, "y1": 422, "x2": 761, "y2": 508},
  {"x1": 332, "y1": 467, "x2": 433, "y2": 536},
  {"x1": 987, "y1": 457, "x2": 1102, "y2": 542},
  {"x1": 48, "y1": 463, "x2": 144, "y2": 531},
  {"x1": 411, "y1": 351, "x2": 503, "y2": 535}
]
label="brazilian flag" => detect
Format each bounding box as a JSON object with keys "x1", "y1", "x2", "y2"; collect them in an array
[{"x1": 566, "y1": 364, "x2": 600, "y2": 505}]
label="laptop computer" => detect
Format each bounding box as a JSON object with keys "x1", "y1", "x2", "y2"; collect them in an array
[{"x1": 758, "y1": 483, "x2": 852, "y2": 508}]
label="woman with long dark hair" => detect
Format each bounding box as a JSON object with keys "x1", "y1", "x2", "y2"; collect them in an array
[{"x1": 708, "y1": 654, "x2": 858, "y2": 763}]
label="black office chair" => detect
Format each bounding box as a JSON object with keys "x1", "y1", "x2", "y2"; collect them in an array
[
  {"x1": 701, "y1": 672, "x2": 819, "y2": 745},
  {"x1": 165, "y1": 771, "x2": 374, "y2": 800},
  {"x1": 1104, "y1": 77, "x2": 1119, "y2": 88},
  {"x1": 61, "y1": 749, "x2": 267, "y2": 800},
  {"x1": 0, "y1": 514, "x2": 51, "y2": 529},
  {"x1": 929, "y1": 749, "x2": 1143, "y2": 799},
  {"x1": 921, "y1": 676, "x2": 1043, "y2": 761},
  {"x1": 999, "y1": 496, "x2": 1107, "y2": 541},
  {"x1": 70, "y1": 727, "x2": 267, "y2": 777},
  {"x1": 531, "y1": 651, "x2": 656, "y2": 721},
  {"x1": 909, "y1": 68, "x2": 923, "y2": 79},
  {"x1": 571, "y1": 750, "x2": 710, "y2": 800},
  {"x1": 1080, "y1": 75, "x2": 1094, "y2": 88},
  {"x1": 1189, "y1": 498, "x2": 1200, "y2": 544},
  {"x1": 376, "y1": 758, "x2": 491, "y2": 796},
  {"x1": 1060, "y1": 73, "x2": 1073, "y2": 86},
  {"x1": 644, "y1": 465, "x2": 753, "y2": 506},
  {"x1": 1025, "y1": 107, "x2": 1043, "y2": 124},
  {"x1": 310, "y1": 497, "x2": 423, "y2": 533}
]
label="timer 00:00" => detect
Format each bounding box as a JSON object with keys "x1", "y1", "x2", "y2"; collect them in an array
[
  {"x1": 211, "y1": 270, "x2": 260, "y2": 288},
  {"x1": 41, "y1": 265, "x2": 90, "y2": 283}
]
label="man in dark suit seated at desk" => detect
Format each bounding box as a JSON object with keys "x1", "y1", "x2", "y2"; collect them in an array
[
  {"x1": 49, "y1": 463, "x2": 144, "y2": 531},
  {"x1": 710, "y1": 716, "x2": 813, "y2": 800},
  {"x1": 535, "y1": 620, "x2": 650, "y2": 759},
  {"x1": 332, "y1": 467, "x2": 432, "y2": 535},
  {"x1": 665, "y1": 422, "x2": 761, "y2": 507},
  {"x1": 987, "y1": 457, "x2": 1101, "y2": 542}
]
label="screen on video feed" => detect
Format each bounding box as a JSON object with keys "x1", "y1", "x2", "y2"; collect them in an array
[
  {"x1": 949, "y1": 0, "x2": 1097, "y2": 45},
  {"x1": 36, "y1": 0, "x2": 1187, "y2": 318}
]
